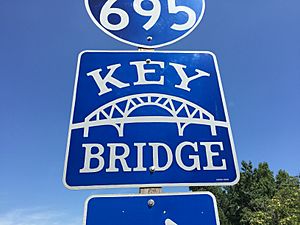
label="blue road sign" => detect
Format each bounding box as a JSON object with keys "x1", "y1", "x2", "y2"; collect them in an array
[
  {"x1": 63, "y1": 51, "x2": 239, "y2": 189},
  {"x1": 84, "y1": 192, "x2": 220, "y2": 225},
  {"x1": 85, "y1": 0, "x2": 205, "y2": 48}
]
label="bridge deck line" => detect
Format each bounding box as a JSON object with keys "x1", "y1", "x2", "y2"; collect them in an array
[
  {"x1": 72, "y1": 117, "x2": 228, "y2": 128},
  {"x1": 71, "y1": 117, "x2": 228, "y2": 137}
]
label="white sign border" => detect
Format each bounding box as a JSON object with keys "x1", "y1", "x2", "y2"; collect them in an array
[
  {"x1": 62, "y1": 50, "x2": 240, "y2": 190},
  {"x1": 83, "y1": 192, "x2": 220, "y2": 225},
  {"x1": 84, "y1": 0, "x2": 206, "y2": 49}
]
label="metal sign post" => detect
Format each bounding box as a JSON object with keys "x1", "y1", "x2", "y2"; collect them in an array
[
  {"x1": 139, "y1": 40, "x2": 159, "y2": 196},
  {"x1": 138, "y1": 48, "x2": 160, "y2": 195}
]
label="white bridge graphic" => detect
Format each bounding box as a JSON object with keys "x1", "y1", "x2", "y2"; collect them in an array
[{"x1": 71, "y1": 93, "x2": 228, "y2": 137}]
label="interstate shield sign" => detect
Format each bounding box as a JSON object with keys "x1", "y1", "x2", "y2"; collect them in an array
[
  {"x1": 85, "y1": 0, "x2": 206, "y2": 48},
  {"x1": 63, "y1": 51, "x2": 239, "y2": 189}
]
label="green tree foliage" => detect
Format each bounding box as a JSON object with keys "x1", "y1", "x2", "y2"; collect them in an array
[{"x1": 191, "y1": 161, "x2": 300, "y2": 225}]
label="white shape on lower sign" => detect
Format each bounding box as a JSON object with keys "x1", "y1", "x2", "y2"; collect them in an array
[{"x1": 165, "y1": 218, "x2": 178, "y2": 225}]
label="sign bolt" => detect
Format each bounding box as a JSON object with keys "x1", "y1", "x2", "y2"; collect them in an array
[
  {"x1": 148, "y1": 199, "x2": 155, "y2": 207},
  {"x1": 147, "y1": 36, "x2": 153, "y2": 41},
  {"x1": 149, "y1": 166, "x2": 156, "y2": 173}
]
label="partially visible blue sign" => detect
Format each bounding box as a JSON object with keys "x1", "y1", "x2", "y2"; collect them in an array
[
  {"x1": 84, "y1": 192, "x2": 220, "y2": 225},
  {"x1": 63, "y1": 51, "x2": 239, "y2": 189},
  {"x1": 85, "y1": 0, "x2": 205, "y2": 48}
]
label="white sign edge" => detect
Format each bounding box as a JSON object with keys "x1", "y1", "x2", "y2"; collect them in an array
[
  {"x1": 62, "y1": 50, "x2": 240, "y2": 190},
  {"x1": 83, "y1": 192, "x2": 220, "y2": 225},
  {"x1": 84, "y1": 0, "x2": 206, "y2": 49}
]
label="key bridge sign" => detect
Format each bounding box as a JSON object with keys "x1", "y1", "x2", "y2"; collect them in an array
[{"x1": 63, "y1": 51, "x2": 239, "y2": 189}]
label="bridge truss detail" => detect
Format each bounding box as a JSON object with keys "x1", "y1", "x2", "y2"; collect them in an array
[{"x1": 71, "y1": 93, "x2": 228, "y2": 137}]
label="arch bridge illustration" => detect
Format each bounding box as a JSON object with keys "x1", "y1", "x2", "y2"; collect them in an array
[{"x1": 71, "y1": 93, "x2": 228, "y2": 137}]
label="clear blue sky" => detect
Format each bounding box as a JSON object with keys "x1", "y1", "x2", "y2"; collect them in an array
[{"x1": 0, "y1": 1, "x2": 299, "y2": 224}]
